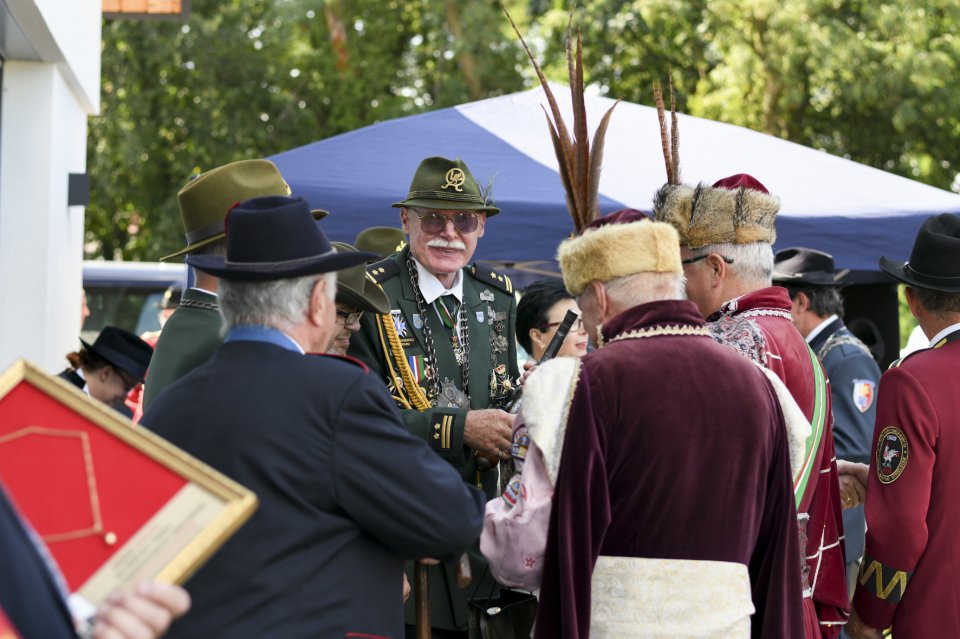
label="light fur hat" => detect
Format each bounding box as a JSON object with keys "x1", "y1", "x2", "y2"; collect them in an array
[
  {"x1": 652, "y1": 173, "x2": 780, "y2": 249},
  {"x1": 558, "y1": 216, "x2": 683, "y2": 297}
]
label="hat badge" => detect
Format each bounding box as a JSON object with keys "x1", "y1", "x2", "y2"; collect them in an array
[{"x1": 441, "y1": 168, "x2": 465, "y2": 192}]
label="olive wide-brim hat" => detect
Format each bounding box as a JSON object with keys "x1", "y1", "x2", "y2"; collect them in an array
[
  {"x1": 879, "y1": 213, "x2": 960, "y2": 293},
  {"x1": 187, "y1": 196, "x2": 375, "y2": 281},
  {"x1": 391, "y1": 156, "x2": 500, "y2": 215},
  {"x1": 162, "y1": 159, "x2": 329, "y2": 261},
  {"x1": 331, "y1": 243, "x2": 391, "y2": 314}
]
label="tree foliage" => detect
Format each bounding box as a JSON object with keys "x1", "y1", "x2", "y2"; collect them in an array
[{"x1": 88, "y1": 0, "x2": 960, "y2": 260}]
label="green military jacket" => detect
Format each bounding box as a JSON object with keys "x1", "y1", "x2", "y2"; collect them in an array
[
  {"x1": 347, "y1": 246, "x2": 519, "y2": 631},
  {"x1": 143, "y1": 288, "x2": 222, "y2": 410}
]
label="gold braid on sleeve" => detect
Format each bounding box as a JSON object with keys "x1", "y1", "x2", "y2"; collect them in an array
[{"x1": 375, "y1": 311, "x2": 431, "y2": 411}]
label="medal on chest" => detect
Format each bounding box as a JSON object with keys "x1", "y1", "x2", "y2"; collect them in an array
[{"x1": 437, "y1": 377, "x2": 470, "y2": 409}]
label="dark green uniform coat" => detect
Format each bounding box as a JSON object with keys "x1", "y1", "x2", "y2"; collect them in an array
[
  {"x1": 143, "y1": 288, "x2": 222, "y2": 410},
  {"x1": 348, "y1": 246, "x2": 519, "y2": 631}
]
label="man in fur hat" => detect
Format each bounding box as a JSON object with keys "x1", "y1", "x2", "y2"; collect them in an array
[
  {"x1": 654, "y1": 173, "x2": 849, "y2": 638},
  {"x1": 483, "y1": 211, "x2": 804, "y2": 638}
]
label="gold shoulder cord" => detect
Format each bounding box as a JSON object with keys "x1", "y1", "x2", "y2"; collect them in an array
[{"x1": 375, "y1": 312, "x2": 431, "y2": 411}]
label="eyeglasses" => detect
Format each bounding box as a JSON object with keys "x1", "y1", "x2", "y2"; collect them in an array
[
  {"x1": 539, "y1": 317, "x2": 584, "y2": 333},
  {"x1": 113, "y1": 367, "x2": 139, "y2": 393},
  {"x1": 681, "y1": 254, "x2": 734, "y2": 265},
  {"x1": 336, "y1": 308, "x2": 364, "y2": 325},
  {"x1": 414, "y1": 210, "x2": 481, "y2": 235}
]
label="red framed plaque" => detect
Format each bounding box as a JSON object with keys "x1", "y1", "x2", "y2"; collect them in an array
[{"x1": 0, "y1": 360, "x2": 257, "y2": 608}]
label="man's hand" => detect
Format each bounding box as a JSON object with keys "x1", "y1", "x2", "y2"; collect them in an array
[
  {"x1": 92, "y1": 581, "x2": 190, "y2": 639},
  {"x1": 464, "y1": 409, "x2": 515, "y2": 459},
  {"x1": 845, "y1": 608, "x2": 883, "y2": 639},
  {"x1": 519, "y1": 360, "x2": 537, "y2": 386},
  {"x1": 837, "y1": 460, "x2": 869, "y2": 510},
  {"x1": 402, "y1": 573, "x2": 411, "y2": 603}
]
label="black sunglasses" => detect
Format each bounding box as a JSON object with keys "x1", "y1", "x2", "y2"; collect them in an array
[
  {"x1": 414, "y1": 210, "x2": 481, "y2": 235},
  {"x1": 681, "y1": 254, "x2": 734, "y2": 265}
]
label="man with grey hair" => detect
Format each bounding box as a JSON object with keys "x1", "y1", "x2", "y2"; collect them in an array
[
  {"x1": 142, "y1": 196, "x2": 485, "y2": 638},
  {"x1": 482, "y1": 210, "x2": 803, "y2": 638},
  {"x1": 654, "y1": 173, "x2": 849, "y2": 638}
]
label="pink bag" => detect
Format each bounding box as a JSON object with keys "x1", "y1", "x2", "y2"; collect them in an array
[{"x1": 480, "y1": 423, "x2": 554, "y2": 590}]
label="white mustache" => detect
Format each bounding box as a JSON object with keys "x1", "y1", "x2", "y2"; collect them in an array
[{"x1": 427, "y1": 239, "x2": 466, "y2": 250}]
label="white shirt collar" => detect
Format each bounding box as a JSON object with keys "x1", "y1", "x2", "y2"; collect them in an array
[
  {"x1": 805, "y1": 314, "x2": 839, "y2": 344},
  {"x1": 75, "y1": 368, "x2": 89, "y2": 395},
  {"x1": 190, "y1": 286, "x2": 217, "y2": 298},
  {"x1": 413, "y1": 257, "x2": 463, "y2": 305},
  {"x1": 928, "y1": 322, "x2": 960, "y2": 348}
]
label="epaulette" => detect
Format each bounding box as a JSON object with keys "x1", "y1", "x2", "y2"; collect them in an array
[
  {"x1": 313, "y1": 352, "x2": 369, "y2": 373},
  {"x1": 470, "y1": 263, "x2": 514, "y2": 295},
  {"x1": 367, "y1": 258, "x2": 400, "y2": 283},
  {"x1": 887, "y1": 348, "x2": 927, "y2": 370}
]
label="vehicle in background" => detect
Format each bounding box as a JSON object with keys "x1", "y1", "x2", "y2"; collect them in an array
[{"x1": 82, "y1": 261, "x2": 186, "y2": 343}]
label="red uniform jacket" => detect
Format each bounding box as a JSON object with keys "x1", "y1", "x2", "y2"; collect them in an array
[
  {"x1": 853, "y1": 329, "x2": 960, "y2": 635},
  {"x1": 709, "y1": 287, "x2": 849, "y2": 638}
]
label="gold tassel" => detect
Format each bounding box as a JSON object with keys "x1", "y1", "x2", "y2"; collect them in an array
[{"x1": 375, "y1": 312, "x2": 430, "y2": 411}]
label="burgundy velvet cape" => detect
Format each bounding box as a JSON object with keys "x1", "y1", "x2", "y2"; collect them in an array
[{"x1": 534, "y1": 300, "x2": 804, "y2": 639}]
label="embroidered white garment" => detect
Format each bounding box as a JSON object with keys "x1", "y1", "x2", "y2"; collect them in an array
[
  {"x1": 590, "y1": 556, "x2": 753, "y2": 639},
  {"x1": 754, "y1": 362, "x2": 812, "y2": 480}
]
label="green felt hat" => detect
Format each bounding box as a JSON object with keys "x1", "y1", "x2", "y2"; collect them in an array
[
  {"x1": 331, "y1": 242, "x2": 391, "y2": 313},
  {"x1": 354, "y1": 226, "x2": 407, "y2": 260},
  {"x1": 391, "y1": 156, "x2": 499, "y2": 215},
  {"x1": 162, "y1": 159, "x2": 329, "y2": 261}
]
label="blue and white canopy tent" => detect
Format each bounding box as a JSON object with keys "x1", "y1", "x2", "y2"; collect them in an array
[{"x1": 271, "y1": 83, "x2": 960, "y2": 278}]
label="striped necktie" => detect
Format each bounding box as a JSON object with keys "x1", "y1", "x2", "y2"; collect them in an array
[{"x1": 435, "y1": 294, "x2": 460, "y2": 329}]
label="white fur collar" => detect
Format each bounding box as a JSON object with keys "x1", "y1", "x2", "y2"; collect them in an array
[{"x1": 520, "y1": 357, "x2": 582, "y2": 485}]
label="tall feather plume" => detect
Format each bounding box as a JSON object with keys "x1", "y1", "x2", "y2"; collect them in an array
[
  {"x1": 505, "y1": 5, "x2": 618, "y2": 233},
  {"x1": 654, "y1": 75, "x2": 682, "y2": 186}
]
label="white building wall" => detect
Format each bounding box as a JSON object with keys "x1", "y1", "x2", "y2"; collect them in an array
[{"x1": 0, "y1": 1, "x2": 100, "y2": 372}]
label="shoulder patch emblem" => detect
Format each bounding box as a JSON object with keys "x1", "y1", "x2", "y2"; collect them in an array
[
  {"x1": 876, "y1": 426, "x2": 909, "y2": 484},
  {"x1": 470, "y1": 263, "x2": 514, "y2": 295},
  {"x1": 852, "y1": 379, "x2": 875, "y2": 413}
]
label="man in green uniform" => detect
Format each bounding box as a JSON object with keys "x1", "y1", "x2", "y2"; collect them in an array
[
  {"x1": 348, "y1": 156, "x2": 518, "y2": 636},
  {"x1": 144, "y1": 160, "x2": 321, "y2": 409}
]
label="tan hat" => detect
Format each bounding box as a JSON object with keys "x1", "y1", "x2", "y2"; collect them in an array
[
  {"x1": 653, "y1": 173, "x2": 779, "y2": 249},
  {"x1": 162, "y1": 159, "x2": 329, "y2": 261},
  {"x1": 331, "y1": 243, "x2": 391, "y2": 313},
  {"x1": 558, "y1": 211, "x2": 682, "y2": 297}
]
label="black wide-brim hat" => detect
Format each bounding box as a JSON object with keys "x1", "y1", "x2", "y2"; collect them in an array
[
  {"x1": 80, "y1": 326, "x2": 153, "y2": 383},
  {"x1": 879, "y1": 213, "x2": 960, "y2": 293},
  {"x1": 187, "y1": 196, "x2": 376, "y2": 280},
  {"x1": 772, "y1": 247, "x2": 841, "y2": 286}
]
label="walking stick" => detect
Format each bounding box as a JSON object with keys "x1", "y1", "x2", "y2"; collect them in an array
[{"x1": 414, "y1": 561, "x2": 430, "y2": 639}]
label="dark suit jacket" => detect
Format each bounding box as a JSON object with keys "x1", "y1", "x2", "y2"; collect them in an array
[
  {"x1": 0, "y1": 485, "x2": 76, "y2": 638},
  {"x1": 143, "y1": 288, "x2": 222, "y2": 410},
  {"x1": 811, "y1": 317, "x2": 881, "y2": 564},
  {"x1": 142, "y1": 340, "x2": 484, "y2": 638}
]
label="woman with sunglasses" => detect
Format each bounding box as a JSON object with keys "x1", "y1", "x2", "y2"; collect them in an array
[
  {"x1": 517, "y1": 278, "x2": 589, "y2": 362},
  {"x1": 59, "y1": 326, "x2": 153, "y2": 417}
]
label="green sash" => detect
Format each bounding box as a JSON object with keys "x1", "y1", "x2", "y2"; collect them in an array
[{"x1": 792, "y1": 345, "x2": 828, "y2": 509}]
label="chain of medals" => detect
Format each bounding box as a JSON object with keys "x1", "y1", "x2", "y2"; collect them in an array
[
  {"x1": 407, "y1": 253, "x2": 471, "y2": 409},
  {"x1": 0, "y1": 426, "x2": 117, "y2": 546}
]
